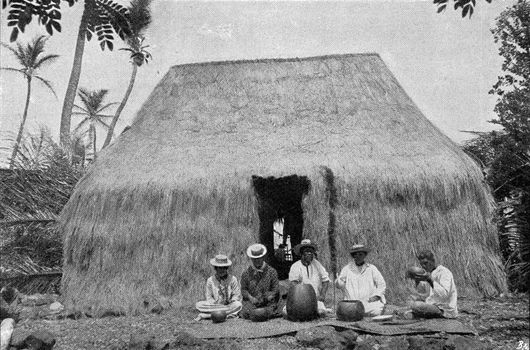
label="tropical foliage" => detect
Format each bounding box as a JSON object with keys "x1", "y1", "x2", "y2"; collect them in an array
[
  {"x1": 463, "y1": 0, "x2": 530, "y2": 292},
  {"x1": 103, "y1": 0, "x2": 152, "y2": 149},
  {"x1": 0, "y1": 36, "x2": 59, "y2": 169},
  {"x1": 0, "y1": 128, "x2": 85, "y2": 292},
  {"x1": 2, "y1": 0, "x2": 131, "y2": 145},
  {"x1": 73, "y1": 88, "x2": 117, "y2": 161},
  {"x1": 433, "y1": 0, "x2": 494, "y2": 18}
]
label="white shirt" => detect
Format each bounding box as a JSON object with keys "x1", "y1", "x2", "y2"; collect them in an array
[
  {"x1": 336, "y1": 262, "x2": 386, "y2": 304},
  {"x1": 426, "y1": 265, "x2": 458, "y2": 318},
  {"x1": 288, "y1": 259, "x2": 330, "y2": 298}
]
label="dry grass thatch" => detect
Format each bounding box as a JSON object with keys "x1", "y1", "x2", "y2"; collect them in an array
[{"x1": 60, "y1": 53, "x2": 506, "y2": 315}]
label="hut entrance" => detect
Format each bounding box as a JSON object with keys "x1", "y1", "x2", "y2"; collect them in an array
[{"x1": 252, "y1": 175, "x2": 310, "y2": 279}]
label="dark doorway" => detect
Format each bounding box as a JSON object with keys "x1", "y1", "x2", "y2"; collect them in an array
[{"x1": 252, "y1": 175, "x2": 311, "y2": 279}]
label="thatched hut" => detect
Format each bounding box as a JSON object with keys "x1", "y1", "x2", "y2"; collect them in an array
[{"x1": 60, "y1": 53, "x2": 506, "y2": 315}]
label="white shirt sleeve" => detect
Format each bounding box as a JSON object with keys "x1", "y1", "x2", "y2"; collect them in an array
[
  {"x1": 371, "y1": 265, "x2": 386, "y2": 299},
  {"x1": 336, "y1": 266, "x2": 348, "y2": 289},
  {"x1": 230, "y1": 276, "x2": 242, "y2": 302},
  {"x1": 288, "y1": 262, "x2": 302, "y2": 282},
  {"x1": 432, "y1": 268, "x2": 452, "y2": 299},
  {"x1": 316, "y1": 260, "x2": 330, "y2": 282}
]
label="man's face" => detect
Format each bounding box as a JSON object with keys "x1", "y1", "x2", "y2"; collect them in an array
[
  {"x1": 215, "y1": 266, "x2": 229, "y2": 278},
  {"x1": 418, "y1": 257, "x2": 436, "y2": 272},
  {"x1": 251, "y1": 257, "x2": 264, "y2": 269},
  {"x1": 352, "y1": 251, "x2": 367, "y2": 265},
  {"x1": 301, "y1": 248, "x2": 315, "y2": 265}
]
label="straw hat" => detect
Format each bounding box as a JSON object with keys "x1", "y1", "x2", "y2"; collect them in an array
[
  {"x1": 210, "y1": 254, "x2": 232, "y2": 267},
  {"x1": 350, "y1": 244, "x2": 370, "y2": 254},
  {"x1": 293, "y1": 239, "x2": 317, "y2": 256},
  {"x1": 246, "y1": 244, "x2": 267, "y2": 259}
]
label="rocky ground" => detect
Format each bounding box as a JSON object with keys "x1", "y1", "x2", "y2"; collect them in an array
[{"x1": 1, "y1": 293, "x2": 528, "y2": 350}]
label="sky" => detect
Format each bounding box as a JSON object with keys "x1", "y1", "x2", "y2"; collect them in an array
[{"x1": 0, "y1": 0, "x2": 514, "y2": 164}]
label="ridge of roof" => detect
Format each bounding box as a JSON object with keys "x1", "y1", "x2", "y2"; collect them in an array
[{"x1": 169, "y1": 52, "x2": 381, "y2": 69}]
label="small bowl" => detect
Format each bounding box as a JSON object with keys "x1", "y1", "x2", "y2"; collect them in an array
[
  {"x1": 250, "y1": 307, "x2": 269, "y2": 322},
  {"x1": 406, "y1": 266, "x2": 426, "y2": 278},
  {"x1": 211, "y1": 310, "x2": 227, "y2": 323}
]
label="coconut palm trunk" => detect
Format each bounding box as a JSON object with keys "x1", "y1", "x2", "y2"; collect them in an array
[
  {"x1": 59, "y1": 6, "x2": 89, "y2": 146},
  {"x1": 102, "y1": 63, "x2": 138, "y2": 148},
  {"x1": 89, "y1": 122, "x2": 97, "y2": 162},
  {"x1": 10, "y1": 77, "x2": 32, "y2": 168}
]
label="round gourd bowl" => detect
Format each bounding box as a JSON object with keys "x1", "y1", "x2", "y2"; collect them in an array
[
  {"x1": 336, "y1": 300, "x2": 365, "y2": 321},
  {"x1": 286, "y1": 283, "x2": 318, "y2": 321},
  {"x1": 250, "y1": 307, "x2": 269, "y2": 322},
  {"x1": 406, "y1": 266, "x2": 426, "y2": 278},
  {"x1": 211, "y1": 310, "x2": 227, "y2": 323}
]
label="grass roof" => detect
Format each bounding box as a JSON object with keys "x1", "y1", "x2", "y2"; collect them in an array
[{"x1": 60, "y1": 53, "x2": 506, "y2": 315}]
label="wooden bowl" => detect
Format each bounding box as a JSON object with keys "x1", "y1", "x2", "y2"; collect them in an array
[
  {"x1": 250, "y1": 307, "x2": 269, "y2": 322},
  {"x1": 336, "y1": 300, "x2": 365, "y2": 321},
  {"x1": 211, "y1": 310, "x2": 227, "y2": 323},
  {"x1": 406, "y1": 266, "x2": 426, "y2": 278}
]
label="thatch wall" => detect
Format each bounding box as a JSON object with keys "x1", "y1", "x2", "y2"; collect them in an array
[{"x1": 60, "y1": 54, "x2": 506, "y2": 315}]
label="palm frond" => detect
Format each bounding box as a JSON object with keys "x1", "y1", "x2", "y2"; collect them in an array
[
  {"x1": 35, "y1": 54, "x2": 60, "y2": 69},
  {"x1": 0, "y1": 256, "x2": 61, "y2": 294},
  {"x1": 97, "y1": 118, "x2": 110, "y2": 129},
  {"x1": 72, "y1": 111, "x2": 90, "y2": 116},
  {"x1": 97, "y1": 102, "x2": 119, "y2": 113},
  {"x1": 73, "y1": 118, "x2": 90, "y2": 134},
  {"x1": 0, "y1": 67, "x2": 25, "y2": 75},
  {"x1": 73, "y1": 104, "x2": 90, "y2": 114},
  {"x1": 0, "y1": 41, "x2": 19, "y2": 57},
  {"x1": 34, "y1": 75, "x2": 57, "y2": 98},
  {"x1": 77, "y1": 88, "x2": 110, "y2": 113},
  {"x1": 128, "y1": 0, "x2": 152, "y2": 36}
]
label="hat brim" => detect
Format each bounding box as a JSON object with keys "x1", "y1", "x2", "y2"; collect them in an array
[
  {"x1": 246, "y1": 244, "x2": 267, "y2": 259},
  {"x1": 210, "y1": 258, "x2": 232, "y2": 267},
  {"x1": 293, "y1": 244, "x2": 317, "y2": 256},
  {"x1": 350, "y1": 248, "x2": 370, "y2": 254}
]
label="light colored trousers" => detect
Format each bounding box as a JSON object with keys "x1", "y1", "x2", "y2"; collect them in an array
[
  {"x1": 282, "y1": 301, "x2": 330, "y2": 317},
  {"x1": 361, "y1": 300, "x2": 385, "y2": 317},
  {"x1": 195, "y1": 300, "x2": 242, "y2": 319}
]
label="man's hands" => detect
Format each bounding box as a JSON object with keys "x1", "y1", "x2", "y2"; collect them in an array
[
  {"x1": 335, "y1": 273, "x2": 345, "y2": 283},
  {"x1": 413, "y1": 272, "x2": 433, "y2": 287},
  {"x1": 249, "y1": 296, "x2": 261, "y2": 306},
  {"x1": 249, "y1": 295, "x2": 274, "y2": 306},
  {"x1": 368, "y1": 296, "x2": 381, "y2": 303},
  {"x1": 413, "y1": 272, "x2": 432, "y2": 282}
]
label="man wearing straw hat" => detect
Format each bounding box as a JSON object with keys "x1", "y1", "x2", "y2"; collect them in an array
[
  {"x1": 286, "y1": 239, "x2": 331, "y2": 316},
  {"x1": 335, "y1": 244, "x2": 387, "y2": 317},
  {"x1": 240, "y1": 243, "x2": 280, "y2": 319},
  {"x1": 195, "y1": 254, "x2": 242, "y2": 320}
]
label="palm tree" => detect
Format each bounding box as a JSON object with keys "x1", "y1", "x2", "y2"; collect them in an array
[
  {"x1": 1, "y1": 35, "x2": 59, "y2": 169},
  {"x1": 2, "y1": 0, "x2": 131, "y2": 146},
  {"x1": 102, "y1": 0, "x2": 152, "y2": 149},
  {"x1": 72, "y1": 88, "x2": 117, "y2": 162}
]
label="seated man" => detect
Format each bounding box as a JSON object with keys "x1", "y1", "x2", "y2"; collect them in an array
[
  {"x1": 409, "y1": 250, "x2": 458, "y2": 318},
  {"x1": 195, "y1": 254, "x2": 242, "y2": 320},
  {"x1": 285, "y1": 239, "x2": 331, "y2": 316},
  {"x1": 335, "y1": 244, "x2": 386, "y2": 317},
  {"x1": 240, "y1": 243, "x2": 280, "y2": 319}
]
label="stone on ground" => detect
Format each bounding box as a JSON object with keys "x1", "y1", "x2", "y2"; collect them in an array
[
  {"x1": 0, "y1": 318, "x2": 15, "y2": 350},
  {"x1": 444, "y1": 335, "x2": 493, "y2": 350},
  {"x1": 23, "y1": 330, "x2": 56, "y2": 350},
  {"x1": 296, "y1": 326, "x2": 357, "y2": 349}
]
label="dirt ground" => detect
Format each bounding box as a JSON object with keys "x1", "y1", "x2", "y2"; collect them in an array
[{"x1": 10, "y1": 293, "x2": 529, "y2": 350}]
